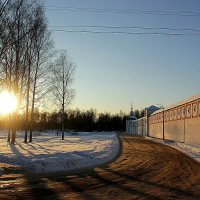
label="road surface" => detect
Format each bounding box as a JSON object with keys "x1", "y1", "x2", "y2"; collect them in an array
[{"x1": 1, "y1": 134, "x2": 200, "y2": 200}]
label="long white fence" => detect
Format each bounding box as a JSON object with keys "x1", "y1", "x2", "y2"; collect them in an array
[
  {"x1": 126, "y1": 93, "x2": 200, "y2": 145},
  {"x1": 126, "y1": 117, "x2": 147, "y2": 136}
]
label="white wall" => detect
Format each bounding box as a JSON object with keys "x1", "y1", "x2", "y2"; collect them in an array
[
  {"x1": 127, "y1": 96, "x2": 200, "y2": 145},
  {"x1": 126, "y1": 117, "x2": 147, "y2": 136},
  {"x1": 149, "y1": 100, "x2": 200, "y2": 144}
]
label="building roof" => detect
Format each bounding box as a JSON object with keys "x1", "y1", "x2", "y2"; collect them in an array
[
  {"x1": 145, "y1": 105, "x2": 159, "y2": 111},
  {"x1": 152, "y1": 93, "x2": 200, "y2": 115}
]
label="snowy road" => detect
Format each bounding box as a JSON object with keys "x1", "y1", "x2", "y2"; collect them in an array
[{"x1": 1, "y1": 134, "x2": 200, "y2": 199}]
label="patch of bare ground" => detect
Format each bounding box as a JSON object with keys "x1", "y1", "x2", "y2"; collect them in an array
[{"x1": 1, "y1": 133, "x2": 200, "y2": 199}]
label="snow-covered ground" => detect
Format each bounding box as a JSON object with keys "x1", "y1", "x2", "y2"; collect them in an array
[
  {"x1": 0, "y1": 131, "x2": 119, "y2": 173},
  {"x1": 146, "y1": 136, "x2": 200, "y2": 163}
]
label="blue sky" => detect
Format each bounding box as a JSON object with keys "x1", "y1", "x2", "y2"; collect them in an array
[{"x1": 44, "y1": 0, "x2": 200, "y2": 114}]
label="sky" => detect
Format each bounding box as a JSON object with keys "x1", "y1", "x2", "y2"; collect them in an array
[{"x1": 44, "y1": 0, "x2": 200, "y2": 114}]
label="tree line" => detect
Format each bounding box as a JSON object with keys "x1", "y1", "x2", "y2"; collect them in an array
[
  {"x1": 0, "y1": 109, "x2": 144, "y2": 132},
  {"x1": 0, "y1": 109, "x2": 129, "y2": 132},
  {"x1": 0, "y1": 0, "x2": 75, "y2": 143}
]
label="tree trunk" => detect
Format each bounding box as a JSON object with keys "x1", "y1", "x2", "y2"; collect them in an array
[
  {"x1": 29, "y1": 52, "x2": 39, "y2": 143},
  {"x1": 24, "y1": 129, "x2": 28, "y2": 143},
  {"x1": 61, "y1": 64, "x2": 65, "y2": 140},
  {"x1": 7, "y1": 130, "x2": 10, "y2": 143},
  {"x1": 29, "y1": 91, "x2": 35, "y2": 143},
  {"x1": 24, "y1": 58, "x2": 31, "y2": 143},
  {"x1": 11, "y1": 9, "x2": 20, "y2": 144},
  {"x1": 62, "y1": 106, "x2": 64, "y2": 140},
  {"x1": 11, "y1": 117, "x2": 16, "y2": 144},
  {"x1": 29, "y1": 96, "x2": 34, "y2": 143},
  {"x1": 7, "y1": 114, "x2": 11, "y2": 142}
]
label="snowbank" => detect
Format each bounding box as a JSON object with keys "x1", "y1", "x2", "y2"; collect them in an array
[
  {"x1": 146, "y1": 136, "x2": 200, "y2": 163},
  {"x1": 0, "y1": 131, "x2": 119, "y2": 173}
]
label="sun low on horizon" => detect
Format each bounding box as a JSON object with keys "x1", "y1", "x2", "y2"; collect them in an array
[{"x1": 0, "y1": 90, "x2": 17, "y2": 115}]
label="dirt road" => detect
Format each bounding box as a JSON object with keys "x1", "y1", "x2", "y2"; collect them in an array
[{"x1": 1, "y1": 134, "x2": 200, "y2": 200}]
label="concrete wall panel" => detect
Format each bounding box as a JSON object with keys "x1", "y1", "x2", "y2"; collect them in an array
[
  {"x1": 149, "y1": 123, "x2": 163, "y2": 139},
  {"x1": 185, "y1": 118, "x2": 200, "y2": 144},
  {"x1": 164, "y1": 121, "x2": 184, "y2": 142}
]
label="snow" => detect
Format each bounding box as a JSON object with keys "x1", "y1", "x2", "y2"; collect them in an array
[
  {"x1": 0, "y1": 131, "x2": 119, "y2": 174},
  {"x1": 146, "y1": 136, "x2": 200, "y2": 163}
]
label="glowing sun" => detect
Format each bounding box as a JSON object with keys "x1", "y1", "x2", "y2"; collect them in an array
[{"x1": 0, "y1": 90, "x2": 17, "y2": 114}]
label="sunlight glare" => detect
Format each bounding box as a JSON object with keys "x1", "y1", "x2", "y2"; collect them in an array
[{"x1": 0, "y1": 90, "x2": 17, "y2": 114}]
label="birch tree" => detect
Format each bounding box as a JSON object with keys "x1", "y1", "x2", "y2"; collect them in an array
[
  {"x1": 29, "y1": 6, "x2": 53, "y2": 143},
  {"x1": 51, "y1": 51, "x2": 75, "y2": 140},
  {"x1": 0, "y1": 0, "x2": 52, "y2": 144},
  {"x1": 0, "y1": 0, "x2": 36, "y2": 143}
]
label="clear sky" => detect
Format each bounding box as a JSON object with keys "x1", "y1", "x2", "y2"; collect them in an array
[{"x1": 44, "y1": 0, "x2": 200, "y2": 114}]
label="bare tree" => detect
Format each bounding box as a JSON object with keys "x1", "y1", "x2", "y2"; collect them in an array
[
  {"x1": 10, "y1": 0, "x2": 40, "y2": 144},
  {"x1": 24, "y1": 5, "x2": 44, "y2": 143},
  {"x1": 29, "y1": 6, "x2": 53, "y2": 143},
  {"x1": 51, "y1": 51, "x2": 75, "y2": 140},
  {"x1": 0, "y1": 0, "x2": 53, "y2": 144},
  {"x1": 0, "y1": 0, "x2": 30, "y2": 143}
]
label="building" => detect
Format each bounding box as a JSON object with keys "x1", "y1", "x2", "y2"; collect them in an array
[
  {"x1": 126, "y1": 93, "x2": 200, "y2": 145},
  {"x1": 126, "y1": 104, "x2": 137, "y2": 134}
]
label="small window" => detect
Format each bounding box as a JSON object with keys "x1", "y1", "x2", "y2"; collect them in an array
[
  {"x1": 192, "y1": 102, "x2": 198, "y2": 117},
  {"x1": 164, "y1": 113, "x2": 167, "y2": 122},
  {"x1": 174, "y1": 109, "x2": 177, "y2": 120},
  {"x1": 177, "y1": 108, "x2": 181, "y2": 120},
  {"x1": 166, "y1": 112, "x2": 169, "y2": 121},
  {"x1": 182, "y1": 107, "x2": 186, "y2": 119},
  {"x1": 187, "y1": 104, "x2": 191, "y2": 118},
  {"x1": 170, "y1": 110, "x2": 173, "y2": 121}
]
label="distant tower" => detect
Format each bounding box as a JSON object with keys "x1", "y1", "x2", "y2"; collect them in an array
[
  {"x1": 130, "y1": 102, "x2": 137, "y2": 120},
  {"x1": 126, "y1": 102, "x2": 137, "y2": 134}
]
